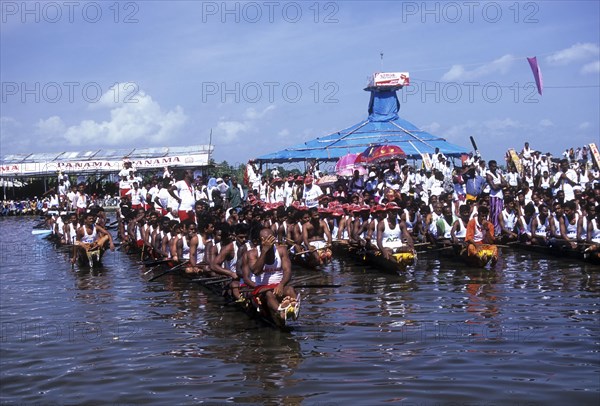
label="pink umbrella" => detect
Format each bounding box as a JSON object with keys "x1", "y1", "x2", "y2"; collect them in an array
[{"x1": 335, "y1": 153, "x2": 366, "y2": 177}]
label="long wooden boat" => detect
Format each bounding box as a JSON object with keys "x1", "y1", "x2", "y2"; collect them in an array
[
  {"x1": 74, "y1": 242, "x2": 106, "y2": 268},
  {"x1": 506, "y1": 241, "x2": 600, "y2": 265},
  {"x1": 460, "y1": 243, "x2": 498, "y2": 268},
  {"x1": 146, "y1": 260, "x2": 300, "y2": 329},
  {"x1": 291, "y1": 250, "x2": 332, "y2": 271},
  {"x1": 331, "y1": 240, "x2": 415, "y2": 274}
]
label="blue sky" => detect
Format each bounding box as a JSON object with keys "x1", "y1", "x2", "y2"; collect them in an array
[{"x1": 1, "y1": 1, "x2": 598, "y2": 166}]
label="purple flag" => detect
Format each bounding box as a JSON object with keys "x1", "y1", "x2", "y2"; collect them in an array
[{"x1": 527, "y1": 56, "x2": 543, "y2": 95}]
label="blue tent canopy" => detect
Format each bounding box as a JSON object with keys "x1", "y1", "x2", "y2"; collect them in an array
[{"x1": 256, "y1": 89, "x2": 469, "y2": 164}]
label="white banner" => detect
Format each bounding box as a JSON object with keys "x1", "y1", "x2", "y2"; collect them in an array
[
  {"x1": 370, "y1": 72, "x2": 410, "y2": 87},
  {"x1": 1, "y1": 153, "x2": 210, "y2": 177}
]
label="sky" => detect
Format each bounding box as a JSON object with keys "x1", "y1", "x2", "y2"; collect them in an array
[{"x1": 1, "y1": 0, "x2": 599, "y2": 167}]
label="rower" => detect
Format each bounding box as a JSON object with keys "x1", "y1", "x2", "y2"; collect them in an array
[
  {"x1": 277, "y1": 206, "x2": 297, "y2": 244},
  {"x1": 242, "y1": 226, "x2": 299, "y2": 321},
  {"x1": 435, "y1": 204, "x2": 455, "y2": 245},
  {"x1": 142, "y1": 211, "x2": 159, "y2": 257},
  {"x1": 586, "y1": 209, "x2": 600, "y2": 260},
  {"x1": 168, "y1": 221, "x2": 183, "y2": 260},
  {"x1": 301, "y1": 207, "x2": 332, "y2": 266},
  {"x1": 376, "y1": 203, "x2": 414, "y2": 260},
  {"x1": 210, "y1": 223, "x2": 243, "y2": 299},
  {"x1": 530, "y1": 204, "x2": 551, "y2": 245},
  {"x1": 401, "y1": 204, "x2": 422, "y2": 240},
  {"x1": 290, "y1": 209, "x2": 310, "y2": 255},
  {"x1": 465, "y1": 206, "x2": 498, "y2": 266},
  {"x1": 366, "y1": 205, "x2": 387, "y2": 245},
  {"x1": 350, "y1": 205, "x2": 371, "y2": 247},
  {"x1": 498, "y1": 197, "x2": 519, "y2": 243},
  {"x1": 179, "y1": 220, "x2": 204, "y2": 274},
  {"x1": 64, "y1": 212, "x2": 79, "y2": 245},
  {"x1": 451, "y1": 204, "x2": 470, "y2": 244},
  {"x1": 72, "y1": 212, "x2": 115, "y2": 265},
  {"x1": 328, "y1": 207, "x2": 349, "y2": 241},
  {"x1": 559, "y1": 201, "x2": 583, "y2": 249},
  {"x1": 517, "y1": 203, "x2": 537, "y2": 244},
  {"x1": 151, "y1": 217, "x2": 171, "y2": 258}
]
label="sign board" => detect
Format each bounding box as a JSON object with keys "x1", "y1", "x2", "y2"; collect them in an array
[
  {"x1": 1, "y1": 153, "x2": 210, "y2": 177},
  {"x1": 368, "y1": 72, "x2": 410, "y2": 88}
]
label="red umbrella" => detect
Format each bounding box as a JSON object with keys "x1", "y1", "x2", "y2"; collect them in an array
[{"x1": 363, "y1": 145, "x2": 406, "y2": 165}]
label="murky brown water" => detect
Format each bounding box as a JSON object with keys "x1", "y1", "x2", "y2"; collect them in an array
[{"x1": 1, "y1": 216, "x2": 599, "y2": 405}]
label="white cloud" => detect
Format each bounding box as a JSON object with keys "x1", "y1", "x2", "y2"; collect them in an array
[
  {"x1": 443, "y1": 118, "x2": 527, "y2": 155},
  {"x1": 581, "y1": 60, "x2": 600, "y2": 74},
  {"x1": 483, "y1": 118, "x2": 521, "y2": 131},
  {"x1": 213, "y1": 105, "x2": 276, "y2": 144},
  {"x1": 244, "y1": 105, "x2": 276, "y2": 120},
  {"x1": 215, "y1": 120, "x2": 250, "y2": 143},
  {"x1": 0, "y1": 117, "x2": 34, "y2": 151},
  {"x1": 36, "y1": 116, "x2": 66, "y2": 136},
  {"x1": 546, "y1": 43, "x2": 599, "y2": 65},
  {"x1": 441, "y1": 54, "x2": 515, "y2": 81},
  {"x1": 0, "y1": 116, "x2": 21, "y2": 144},
  {"x1": 39, "y1": 86, "x2": 188, "y2": 146},
  {"x1": 578, "y1": 122, "x2": 591, "y2": 130},
  {"x1": 539, "y1": 119, "x2": 554, "y2": 127},
  {"x1": 422, "y1": 122, "x2": 441, "y2": 133},
  {"x1": 0, "y1": 116, "x2": 21, "y2": 132},
  {"x1": 278, "y1": 128, "x2": 290, "y2": 137},
  {"x1": 440, "y1": 65, "x2": 465, "y2": 82}
]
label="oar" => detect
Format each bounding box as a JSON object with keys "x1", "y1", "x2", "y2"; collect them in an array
[
  {"x1": 294, "y1": 244, "x2": 331, "y2": 257},
  {"x1": 71, "y1": 242, "x2": 76, "y2": 269},
  {"x1": 203, "y1": 277, "x2": 233, "y2": 285},
  {"x1": 291, "y1": 274, "x2": 323, "y2": 284},
  {"x1": 294, "y1": 284, "x2": 341, "y2": 289},
  {"x1": 419, "y1": 245, "x2": 454, "y2": 254},
  {"x1": 191, "y1": 275, "x2": 232, "y2": 283},
  {"x1": 143, "y1": 258, "x2": 172, "y2": 267},
  {"x1": 143, "y1": 261, "x2": 173, "y2": 275},
  {"x1": 148, "y1": 261, "x2": 189, "y2": 282},
  {"x1": 239, "y1": 274, "x2": 323, "y2": 293}
]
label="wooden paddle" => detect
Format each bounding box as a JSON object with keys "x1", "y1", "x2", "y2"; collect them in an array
[
  {"x1": 143, "y1": 258, "x2": 172, "y2": 267},
  {"x1": 191, "y1": 275, "x2": 232, "y2": 283},
  {"x1": 294, "y1": 244, "x2": 331, "y2": 257},
  {"x1": 148, "y1": 261, "x2": 190, "y2": 282},
  {"x1": 71, "y1": 242, "x2": 76, "y2": 269},
  {"x1": 239, "y1": 274, "x2": 323, "y2": 293},
  {"x1": 203, "y1": 277, "x2": 233, "y2": 285}
]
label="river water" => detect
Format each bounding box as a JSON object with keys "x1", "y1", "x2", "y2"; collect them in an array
[{"x1": 1, "y1": 216, "x2": 599, "y2": 405}]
